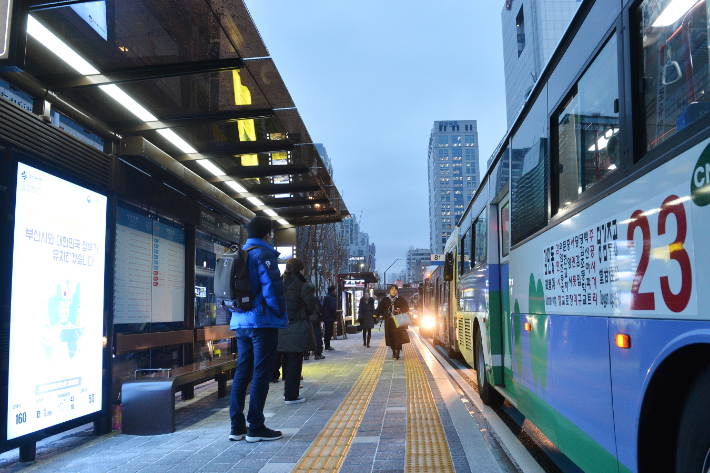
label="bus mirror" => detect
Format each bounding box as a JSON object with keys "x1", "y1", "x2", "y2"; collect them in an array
[{"x1": 444, "y1": 252, "x2": 454, "y2": 281}]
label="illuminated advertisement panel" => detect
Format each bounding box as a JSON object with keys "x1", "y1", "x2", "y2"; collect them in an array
[{"x1": 6, "y1": 163, "x2": 107, "y2": 440}]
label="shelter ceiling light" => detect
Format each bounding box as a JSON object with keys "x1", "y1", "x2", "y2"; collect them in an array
[
  {"x1": 263, "y1": 209, "x2": 278, "y2": 217},
  {"x1": 27, "y1": 16, "x2": 99, "y2": 75},
  {"x1": 248, "y1": 197, "x2": 265, "y2": 207},
  {"x1": 157, "y1": 129, "x2": 197, "y2": 154},
  {"x1": 277, "y1": 219, "x2": 289, "y2": 225},
  {"x1": 225, "y1": 181, "x2": 247, "y2": 193},
  {"x1": 652, "y1": 0, "x2": 700, "y2": 27},
  {"x1": 196, "y1": 160, "x2": 226, "y2": 176},
  {"x1": 98, "y1": 85, "x2": 157, "y2": 121}
]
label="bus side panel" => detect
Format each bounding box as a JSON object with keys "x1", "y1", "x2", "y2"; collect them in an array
[
  {"x1": 501, "y1": 263, "x2": 518, "y2": 398},
  {"x1": 549, "y1": 315, "x2": 618, "y2": 473},
  {"x1": 609, "y1": 318, "x2": 710, "y2": 473},
  {"x1": 459, "y1": 265, "x2": 489, "y2": 367},
  {"x1": 487, "y1": 263, "x2": 504, "y2": 385}
]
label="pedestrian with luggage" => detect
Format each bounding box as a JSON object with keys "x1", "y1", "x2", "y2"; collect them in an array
[
  {"x1": 228, "y1": 216, "x2": 286, "y2": 443},
  {"x1": 358, "y1": 292, "x2": 375, "y2": 348},
  {"x1": 322, "y1": 285, "x2": 338, "y2": 351},
  {"x1": 375, "y1": 285, "x2": 410, "y2": 360},
  {"x1": 278, "y1": 257, "x2": 317, "y2": 404}
]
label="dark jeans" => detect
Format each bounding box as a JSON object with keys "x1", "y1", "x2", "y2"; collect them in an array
[
  {"x1": 282, "y1": 352, "x2": 303, "y2": 400},
  {"x1": 272, "y1": 352, "x2": 283, "y2": 380},
  {"x1": 324, "y1": 321, "x2": 334, "y2": 349},
  {"x1": 230, "y1": 328, "x2": 278, "y2": 431},
  {"x1": 312, "y1": 320, "x2": 323, "y2": 355},
  {"x1": 362, "y1": 328, "x2": 371, "y2": 346}
]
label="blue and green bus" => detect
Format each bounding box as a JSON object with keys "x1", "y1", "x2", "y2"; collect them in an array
[{"x1": 433, "y1": 0, "x2": 710, "y2": 471}]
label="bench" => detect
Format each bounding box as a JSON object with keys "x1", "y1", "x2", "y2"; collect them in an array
[{"x1": 121, "y1": 357, "x2": 238, "y2": 435}]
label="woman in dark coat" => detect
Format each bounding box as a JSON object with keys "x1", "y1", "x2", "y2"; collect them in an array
[
  {"x1": 358, "y1": 292, "x2": 376, "y2": 348},
  {"x1": 375, "y1": 285, "x2": 410, "y2": 359},
  {"x1": 277, "y1": 258, "x2": 316, "y2": 404}
]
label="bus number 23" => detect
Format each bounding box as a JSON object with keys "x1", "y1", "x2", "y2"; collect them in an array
[{"x1": 627, "y1": 195, "x2": 692, "y2": 313}]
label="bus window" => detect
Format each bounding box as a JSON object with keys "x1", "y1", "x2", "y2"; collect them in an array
[
  {"x1": 555, "y1": 35, "x2": 619, "y2": 211},
  {"x1": 473, "y1": 209, "x2": 487, "y2": 265},
  {"x1": 636, "y1": 0, "x2": 709, "y2": 154},
  {"x1": 501, "y1": 202, "x2": 510, "y2": 258},
  {"x1": 461, "y1": 227, "x2": 471, "y2": 274}
]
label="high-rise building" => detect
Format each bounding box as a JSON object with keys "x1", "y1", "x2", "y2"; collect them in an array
[
  {"x1": 338, "y1": 214, "x2": 375, "y2": 273},
  {"x1": 406, "y1": 247, "x2": 431, "y2": 285},
  {"x1": 502, "y1": 0, "x2": 581, "y2": 129},
  {"x1": 428, "y1": 120, "x2": 480, "y2": 255}
]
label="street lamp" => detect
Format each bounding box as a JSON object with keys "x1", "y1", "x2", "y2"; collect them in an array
[{"x1": 382, "y1": 258, "x2": 403, "y2": 289}]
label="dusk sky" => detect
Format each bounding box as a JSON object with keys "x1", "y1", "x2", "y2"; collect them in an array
[{"x1": 245, "y1": 1, "x2": 508, "y2": 278}]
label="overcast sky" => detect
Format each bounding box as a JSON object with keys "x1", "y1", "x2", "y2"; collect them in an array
[{"x1": 245, "y1": 1, "x2": 508, "y2": 278}]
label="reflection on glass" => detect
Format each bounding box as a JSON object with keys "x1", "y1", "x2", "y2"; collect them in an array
[
  {"x1": 233, "y1": 70, "x2": 258, "y2": 166},
  {"x1": 637, "y1": 0, "x2": 710, "y2": 151},
  {"x1": 272, "y1": 152, "x2": 289, "y2": 165},
  {"x1": 462, "y1": 229, "x2": 471, "y2": 273},
  {"x1": 557, "y1": 35, "x2": 619, "y2": 210},
  {"x1": 474, "y1": 209, "x2": 487, "y2": 265},
  {"x1": 195, "y1": 235, "x2": 231, "y2": 328},
  {"x1": 501, "y1": 203, "x2": 510, "y2": 258}
]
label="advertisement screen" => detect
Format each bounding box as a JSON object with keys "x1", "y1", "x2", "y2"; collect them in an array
[
  {"x1": 70, "y1": 1, "x2": 107, "y2": 41},
  {"x1": 7, "y1": 163, "x2": 107, "y2": 440}
]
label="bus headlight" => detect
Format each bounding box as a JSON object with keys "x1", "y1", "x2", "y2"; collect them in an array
[{"x1": 421, "y1": 316, "x2": 434, "y2": 330}]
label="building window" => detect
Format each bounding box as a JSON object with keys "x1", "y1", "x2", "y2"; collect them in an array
[
  {"x1": 517, "y1": 6, "x2": 525, "y2": 57},
  {"x1": 452, "y1": 148, "x2": 462, "y2": 159},
  {"x1": 465, "y1": 149, "x2": 476, "y2": 160},
  {"x1": 452, "y1": 135, "x2": 461, "y2": 146},
  {"x1": 465, "y1": 135, "x2": 475, "y2": 145}
]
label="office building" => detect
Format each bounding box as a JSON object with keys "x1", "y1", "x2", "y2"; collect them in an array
[
  {"x1": 502, "y1": 0, "x2": 581, "y2": 129},
  {"x1": 428, "y1": 120, "x2": 480, "y2": 255},
  {"x1": 406, "y1": 247, "x2": 431, "y2": 285},
  {"x1": 338, "y1": 214, "x2": 375, "y2": 273}
]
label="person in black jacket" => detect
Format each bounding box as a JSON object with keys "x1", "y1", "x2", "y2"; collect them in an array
[
  {"x1": 309, "y1": 285, "x2": 325, "y2": 360},
  {"x1": 358, "y1": 292, "x2": 376, "y2": 348},
  {"x1": 277, "y1": 258, "x2": 317, "y2": 404},
  {"x1": 322, "y1": 285, "x2": 338, "y2": 351},
  {"x1": 375, "y1": 285, "x2": 410, "y2": 359}
]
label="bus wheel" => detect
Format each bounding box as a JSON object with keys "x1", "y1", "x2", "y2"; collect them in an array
[
  {"x1": 446, "y1": 345, "x2": 456, "y2": 358},
  {"x1": 676, "y1": 365, "x2": 710, "y2": 472},
  {"x1": 476, "y1": 330, "x2": 502, "y2": 406}
]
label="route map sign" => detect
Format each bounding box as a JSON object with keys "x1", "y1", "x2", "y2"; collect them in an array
[{"x1": 7, "y1": 163, "x2": 107, "y2": 440}]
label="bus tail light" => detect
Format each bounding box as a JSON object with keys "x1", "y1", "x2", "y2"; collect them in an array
[
  {"x1": 524, "y1": 322, "x2": 531, "y2": 331},
  {"x1": 615, "y1": 334, "x2": 631, "y2": 349}
]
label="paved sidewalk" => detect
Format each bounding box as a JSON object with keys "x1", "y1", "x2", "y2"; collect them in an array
[{"x1": 0, "y1": 328, "x2": 512, "y2": 473}]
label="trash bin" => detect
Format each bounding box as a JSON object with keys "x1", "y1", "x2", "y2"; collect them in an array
[{"x1": 346, "y1": 325, "x2": 357, "y2": 335}]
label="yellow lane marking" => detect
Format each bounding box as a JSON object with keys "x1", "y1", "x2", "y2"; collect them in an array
[
  {"x1": 404, "y1": 340, "x2": 455, "y2": 473},
  {"x1": 291, "y1": 338, "x2": 387, "y2": 473}
]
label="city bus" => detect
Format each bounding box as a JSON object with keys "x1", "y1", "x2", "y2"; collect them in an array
[{"x1": 432, "y1": 0, "x2": 710, "y2": 472}]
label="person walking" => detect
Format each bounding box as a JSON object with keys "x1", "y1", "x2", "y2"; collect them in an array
[
  {"x1": 277, "y1": 258, "x2": 317, "y2": 404},
  {"x1": 309, "y1": 285, "x2": 325, "y2": 360},
  {"x1": 228, "y1": 216, "x2": 287, "y2": 443},
  {"x1": 358, "y1": 292, "x2": 375, "y2": 348},
  {"x1": 322, "y1": 285, "x2": 338, "y2": 351},
  {"x1": 375, "y1": 285, "x2": 410, "y2": 360}
]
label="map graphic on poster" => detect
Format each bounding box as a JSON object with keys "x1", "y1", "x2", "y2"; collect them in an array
[
  {"x1": 8, "y1": 162, "x2": 107, "y2": 440},
  {"x1": 113, "y1": 208, "x2": 185, "y2": 325}
]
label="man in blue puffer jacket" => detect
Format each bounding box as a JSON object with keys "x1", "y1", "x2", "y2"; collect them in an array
[{"x1": 229, "y1": 216, "x2": 287, "y2": 443}]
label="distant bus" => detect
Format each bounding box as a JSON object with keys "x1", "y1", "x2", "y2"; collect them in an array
[{"x1": 432, "y1": 0, "x2": 710, "y2": 472}]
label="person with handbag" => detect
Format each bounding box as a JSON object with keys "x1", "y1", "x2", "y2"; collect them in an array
[
  {"x1": 375, "y1": 285, "x2": 410, "y2": 360},
  {"x1": 277, "y1": 258, "x2": 317, "y2": 404},
  {"x1": 358, "y1": 292, "x2": 376, "y2": 348}
]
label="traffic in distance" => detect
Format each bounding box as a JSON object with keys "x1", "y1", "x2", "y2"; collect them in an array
[{"x1": 412, "y1": 0, "x2": 710, "y2": 472}]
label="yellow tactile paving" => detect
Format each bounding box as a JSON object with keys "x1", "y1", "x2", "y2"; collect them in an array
[
  {"x1": 291, "y1": 338, "x2": 387, "y2": 473},
  {"x1": 404, "y1": 340, "x2": 455, "y2": 473}
]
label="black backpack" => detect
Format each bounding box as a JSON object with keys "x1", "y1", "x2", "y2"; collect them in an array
[{"x1": 215, "y1": 245, "x2": 257, "y2": 311}]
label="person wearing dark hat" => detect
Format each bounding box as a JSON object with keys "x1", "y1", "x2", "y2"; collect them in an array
[
  {"x1": 374, "y1": 285, "x2": 410, "y2": 359},
  {"x1": 228, "y1": 216, "x2": 287, "y2": 443}
]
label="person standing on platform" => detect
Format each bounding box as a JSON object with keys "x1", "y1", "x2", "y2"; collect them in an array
[
  {"x1": 375, "y1": 285, "x2": 410, "y2": 360},
  {"x1": 358, "y1": 291, "x2": 375, "y2": 348},
  {"x1": 309, "y1": 285, "x2": 326, "y2": 360},
  {"x1": 278, "y1": 258, "x2": 317, "y2": 404},
  {"x1": 228, "y1": 216, "x2": 286, "y2": 443},
  {"x1": 322, "y1": 285, "x2": 338, "y2": 351}
]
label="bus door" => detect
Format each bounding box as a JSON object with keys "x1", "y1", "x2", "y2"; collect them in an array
[{"x1": 498, "y1": 195, "x2": 516, "y2": 399}]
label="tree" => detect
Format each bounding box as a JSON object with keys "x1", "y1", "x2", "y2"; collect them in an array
[{"x1": 296, "y1": 223, "x2": 349, "y2": 295}]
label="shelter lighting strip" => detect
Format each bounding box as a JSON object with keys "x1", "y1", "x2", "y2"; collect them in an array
[{"x1": 25, "y1": 15, "x2": 289, "y2": 225}]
